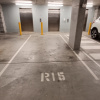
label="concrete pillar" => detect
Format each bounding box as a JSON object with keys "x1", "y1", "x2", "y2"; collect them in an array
[{"x1": 69, "y1": 0, "x2": 87, "y2": 50}]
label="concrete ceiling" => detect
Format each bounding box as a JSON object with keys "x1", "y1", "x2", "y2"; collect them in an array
[{"x1": 0, "y1": 0, "x2": 100, "y2": 6}]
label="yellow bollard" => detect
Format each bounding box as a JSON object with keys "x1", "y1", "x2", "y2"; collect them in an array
[
  {"x1": 41, "y1": 22, "x2": 43, "y2": 35},
  {"x1": 18, "y1": 22, "x2": 22, "y2": 36},
  {"x1": 88, "y1": 22, "x2": 92, "y2": 35}
]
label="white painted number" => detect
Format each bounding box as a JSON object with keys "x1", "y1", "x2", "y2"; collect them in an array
[
  {"x1": 41, "y1": 73, "x2": 44, "y2": 82},
  {"x1": 51, "y1": 73, "x2": 55, "y2": 81},
  {"x1": 45, "y1": 73, "x2": 50, "y2": 81},
  {"x1": 57, "y1": 72, "x2": 65, "y2": 81},
  {"x1": 41, "y1": 72, "x2": 65, "y2": 82}
]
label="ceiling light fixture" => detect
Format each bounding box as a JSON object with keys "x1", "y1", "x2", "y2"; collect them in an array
[
  {"x1": 86, "y1": 5, "x2": 93, "y2": 7},
  {"x1": 48, "y1": 4, "x2": 63, "y2": 7},
  {"x1": 86, "y1": 2, "x2": 93, "y2": 7},
  {"x1": 48, "y1": 2, "x2": 63, "y2": 5},
  {"x1": 15, "y1": 3, "x2": 32, "y2": 6},
  {"x1": 15, "y1": 1, "x2": 32, "y2": 6},
  {"x1": 16, "y1": 1, "x2": 32, "y2": 4},
  {"x1": 87, "y1": 3, "x2": 93, "y2": 5}
]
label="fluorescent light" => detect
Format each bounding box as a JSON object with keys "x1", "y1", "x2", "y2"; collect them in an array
[
  {"x1": 86, "y1": 5, "x2": 93, "y2": 7},
  {"x1": 16, "y1": 1, "x2": 32, "y2": 4},
  {"x1": 16, "y1": 3, "x2": 32, "y2": 6},
  {"x1": 87, "y1": 3, "x2": 93, "y2": 5},
  {"x1": 15, "y1": 1, "x2": 32, "y2": 5},
  {"x1": 48, "y1": 4, "x2": 63, "y2": 7},
  {"x1": 86, "y1": 4, "x2": 93, "y2": 7},
  {"x1": 86, "y1": 2, "x2": 93, "y2": 7},
  {"x1": 48, "y1": 2, "x2": 63, "y2": 5}
]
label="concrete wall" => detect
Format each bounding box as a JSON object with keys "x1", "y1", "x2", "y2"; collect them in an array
[
  {"x1": 60, "y1": 6, "x2": 72, "y2": 33},
  {"x1": 86, "y1": 7, "x2": 95, "y2": 31}
]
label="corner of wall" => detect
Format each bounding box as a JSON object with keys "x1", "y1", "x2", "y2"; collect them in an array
[
  {"x1": 0, "y1": 5, "x2": 7, "y2": 33},
  {"x1": 86, "y1": 7, "x2": 95, "y2": 32}
]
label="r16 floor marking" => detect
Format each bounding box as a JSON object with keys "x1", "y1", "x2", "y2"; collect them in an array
[{"x1": 41, "y1": 72, "x2": 65, "y2": 82}]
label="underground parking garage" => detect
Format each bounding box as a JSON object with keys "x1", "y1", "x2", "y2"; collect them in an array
[{"x1": 0, "y1": 0, "x2": 100, "y2": 100}]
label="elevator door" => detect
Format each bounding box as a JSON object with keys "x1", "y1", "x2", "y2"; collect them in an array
[
  {"x1": 20, "y1": 8, "x2": 33, "y2": 32},
  {"x1": 48, "y1": 9, "x2": 60, "y2": 31}
]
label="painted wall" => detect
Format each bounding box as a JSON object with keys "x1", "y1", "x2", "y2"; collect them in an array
[
  {"x1": 2, "y1": 4, "x2": 20, "y2": 33},
  {"x1": 32, "y1": 5, "x2": 48, "y2": 33},
  {"x1": 86, "y1": 7, "x2": 95, "y2": 31},
  {"x1": 60, "y1": 6, "x2": 72, "y2": 33},
  {"x1": 2, "y1": 4, "x2": 48, "y2": 33},
  {"x1": 1, "y1": 4, "x2": 95, "y2": 33},
  {"x1": 2, "y1": 4, "x2": 72, "y2": 33}
]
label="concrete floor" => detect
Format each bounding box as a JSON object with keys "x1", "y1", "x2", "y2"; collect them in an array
[{"x1": 0, "y1": 32, "x2": 100, "y2": 100}]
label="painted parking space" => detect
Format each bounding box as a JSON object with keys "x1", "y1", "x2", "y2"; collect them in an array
[
  {"x1": 0, "y1": 34, "x2": 100, "y2": 100},
  {"x1": 1, "y1": 62, "x2": 100, "y2": 100},
  {"x1": 0, "y1": 35, "x2": 31, "y2": 64}
]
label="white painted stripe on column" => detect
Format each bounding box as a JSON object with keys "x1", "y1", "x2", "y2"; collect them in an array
[
  {"x1": 90, "y1": 53, "x2": 100, "y2": 60},
  {"x1": 60, "y1": 34, "x2": 99, "y2": 80},
  {"x1": 82, "y1": 46, "x2": 100, "y2": 49},
  {"x1": 0, "y1": 35, "x2": 31, "y2": 77}
]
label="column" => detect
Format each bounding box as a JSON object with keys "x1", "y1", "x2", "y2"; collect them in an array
[{"x1": 69, "y1": 0, "x2": 87, "y2": 50}]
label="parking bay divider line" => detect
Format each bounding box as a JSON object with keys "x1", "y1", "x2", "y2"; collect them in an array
[
  {"x1": 0, "y1": 35, "x2": 31, "y2": 77},
  {"x1": 65, "y1": 35, "x2": 100, "y2": 68},
  {"x1": 83, "y1": 35, "x2": 100, "y2": 45},
  {"x1": 59, "y1": 34, "x2": 99, "y2": 80}
]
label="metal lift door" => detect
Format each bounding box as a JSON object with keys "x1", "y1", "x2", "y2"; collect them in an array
[
  {"x1": 48, "y1": 9, "x2": 60, "y2": 31},
  {"x1": 20, "y1": 8, "x2": 33, "y2": 32}
]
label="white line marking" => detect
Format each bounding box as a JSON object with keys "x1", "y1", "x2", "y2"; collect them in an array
[
  {"x1": 65, "y1": 35, "x2": 88, "y2": 40},
  {"x1": 82, "y1": 51, "x2": 100, "y2": 67},
  {"x1": 81, "y1": 46, "x2": 100, "y2": 49},
  {"x1": 82, "y1": 37, "x2": 88, "y2": 39},
  {"x1": 81, "y1": 41, "x2": 95, "y2": 43},
  {"x1": 46, "y1": 34, "x2": 59, "y2": 35},
  {"x1": 65, "y1": 35, "x2": 100, "y2": 68},
  {"x1": 83, "y1": 35, "x2": 100, "y2": 45},
  {"x1": 65, "y1": 35, "x2": 69, "y2": 39},
  {"x1": 90, "y1": 53, "x2": 100, "y2": 60},
  {"x1": 60, "y1": 34, "x2": 99, "y2": 80},
  {"x1": 0, "y1": 35, "x2": 31, "y2": 77}
]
